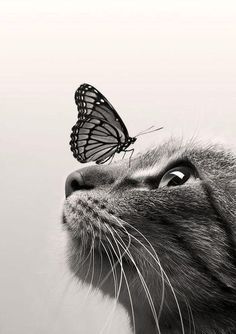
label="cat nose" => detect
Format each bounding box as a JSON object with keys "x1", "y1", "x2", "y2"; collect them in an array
[
  {"x1": 65, "y1": 171, "x2": 93, "y2": 198},
  {"x1": 65, "y1": 171, "x2": 83, "y2": 198},
  {"x1": 65, "y1": 165, "x2": 117, "y2": 198}
]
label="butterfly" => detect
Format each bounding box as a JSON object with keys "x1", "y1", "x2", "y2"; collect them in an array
[{"x1": 69, "y1": 83, "x2": 162, "y2": 164}]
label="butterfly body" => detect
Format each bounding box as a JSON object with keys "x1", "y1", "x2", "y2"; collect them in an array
[{"x1": 70, "y1": 84, "x2": 137, "y2": 164}]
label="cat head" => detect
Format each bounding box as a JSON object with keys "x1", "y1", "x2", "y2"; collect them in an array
[{"x1": 63, "y1": 140, "x2": 236, "y2": 333}]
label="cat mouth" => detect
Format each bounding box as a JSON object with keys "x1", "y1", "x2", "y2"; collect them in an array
[
  {"x1": 63, "y1": 195, "x2": 155, "y2": 288},
  {"x1": 63, "y1": 194, "x2": 126, "y2": 245}
]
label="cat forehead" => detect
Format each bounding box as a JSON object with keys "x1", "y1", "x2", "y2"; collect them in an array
[
  {"x1": 130, "y1": 151, "x2": 184, "y2": 178},
  {"x1": 132, "y1": 167, "x2": 159, "y2": 178},
  {"x1": 129, "y1": 142, "x2": 235, "y2": 178}
]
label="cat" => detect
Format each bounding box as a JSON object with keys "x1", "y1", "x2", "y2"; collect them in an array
[{"x1": 63, "y1": 140, "x2": 236, "y2": 334}]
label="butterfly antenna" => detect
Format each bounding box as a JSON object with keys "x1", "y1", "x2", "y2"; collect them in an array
[{"x1": 135, "y1": 126, "x2": 163, "y2": 138}]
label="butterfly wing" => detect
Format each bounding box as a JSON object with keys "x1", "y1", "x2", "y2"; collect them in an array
[
  {"x1": 74, "y1": 83, "x2": 129, "y2": 139},
  {"x1": 70, "y1": 116, "x2": 127, "y2": 164}
]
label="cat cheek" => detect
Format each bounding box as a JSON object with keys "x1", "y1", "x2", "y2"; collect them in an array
[{"x1": 228, "y1": 179, "x2": 236, "y2": 193}]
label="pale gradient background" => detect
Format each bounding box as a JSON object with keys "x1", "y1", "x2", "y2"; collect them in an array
[{"x1": 1, "y1": 0, "x2": 236, "y2": 333}]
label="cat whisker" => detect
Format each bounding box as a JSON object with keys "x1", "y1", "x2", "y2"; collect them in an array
[
  {"x1": 97, "y1": 223, "x2": 132, "y2": 290},
  {"x1": 75, "y1": 229, "x2": 93, "y2": 269},
  {"x1": 72, "y1": 249, "x2": 92, "y2": 292},
  {"x1": 97, "y1": 223, "x2": 104, "y2": 286},
  {"x1": 123, "y1": 225, "x2": 166, "y2": 320},
  {"x1": 83, "y1": 225, "x2": 96, "y2": 300},
  {"x1": 184, "y1": 297, "x2": 196, "y2": 334},
  {"x1": 98, "y1": 237, "x2": 123, "y2": 334},
  {"x1": 91, "y1": 233, "x2": 95, "y2": 285},
  {"x1": 68, "y1": 248, "x2": 94, "y2": 310},
  {"x1": 126, "y1": 221, "x2": 185, "y2": 334},
  {"x1": 80, "y1": 228, "x2": 86, "y2": 265},
  {"x1": 112, "y1": 217, "x2": 166, "y2": 320},
  {"x1": 88, "y1": 225, "x2": 96, "y2": 289},
  {"x1": 97, "y1": 254, "x2": 120, "y2": 290},
  {"x1": 105, "y1": 225, "x2": 136, "y2": 334},
  {"x1": 100, "y1": 240, "x2": 119, "y2": 298},
  {"x1": 185, "y1": 297, "x2": 192, "y2": 334},
  {"x1": 113, "y1": 231, "x2": 161, "y2": 334},
  {"x1": 114, "y1": 217, "x2": 185, "y2": 334},
  {"x1": 107, "y1": 224, "x2": 160, "y2": 332}
]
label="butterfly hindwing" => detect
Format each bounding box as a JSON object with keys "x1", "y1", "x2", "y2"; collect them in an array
[{"x1": 70, "y1": 116, "x2": 127, "y2": 164}]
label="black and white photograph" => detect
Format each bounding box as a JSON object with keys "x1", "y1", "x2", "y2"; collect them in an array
[{"x1": 1, "y1": 1, "x2": 236, "y2": 333}]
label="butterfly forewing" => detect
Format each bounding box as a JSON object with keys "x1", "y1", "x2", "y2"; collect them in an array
[{"x1": 74, "y1": 84, "x2": 129, "y2": 138}]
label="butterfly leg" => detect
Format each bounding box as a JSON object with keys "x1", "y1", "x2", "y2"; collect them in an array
[
  {"x1": 129, "y1": 148, "x2": 134, "y2": 161},
  {"x1": 108, "y1": 154, "x2": 115, "y2": 165},
  {"x1": 96, "y1": 153, "x2": 115, "y2": 165},
  {"x1": 122, "y1": 150, "x2": 127, "y2": 160},
  {"x1": 123, "y1": 149, "x2": 134, "y2": 167}
]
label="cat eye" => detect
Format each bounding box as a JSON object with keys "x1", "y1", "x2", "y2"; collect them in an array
[{"x1": 159, "y1": 166, "x2": 197, "y2": 188}]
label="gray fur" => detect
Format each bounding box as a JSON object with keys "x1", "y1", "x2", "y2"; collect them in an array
[{"x1": 63, "y1": 140, "x2": 236, "y2": 334}]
